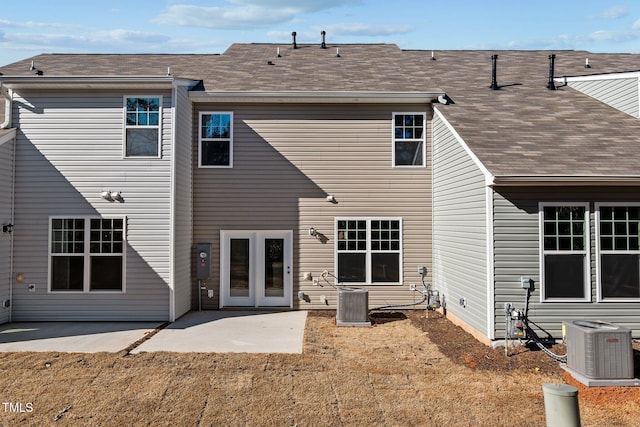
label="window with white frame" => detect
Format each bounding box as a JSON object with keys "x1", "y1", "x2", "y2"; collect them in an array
[
  {"x1": 200, "y1": 112, "x2": 233, "y2": 167},
  {"x1": 336, "y1": 218, "x2": 402, "y2": 284},
  {"x1": 393, "y1": 113, "x2": 425, "y2": 167},
  {"x1": 50, "y1": 218, "x2": 125, "y2": 292},
  {"x1": 540, "y1": 204, "x2": 589, "y2": 300},
  {"x1": 597, "y1": 205, "x2": 640, "y2": 299},
  {"x1": 124, "y1": 97, "x2": 161, "y2": 157}
]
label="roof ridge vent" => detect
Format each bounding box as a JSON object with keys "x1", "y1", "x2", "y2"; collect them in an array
[
  {"x1": 321, "y1": 30, "x2": 326, "y2": 49},
  {"x1": 547, "y1": 54, "x2": 556, "y2": 90},
  {"x1": 490, "y1": 54, "x2": 499, "y2": 90},
  {"x1": 292, "y1": 31, "x2": 297, "y2": 49}
]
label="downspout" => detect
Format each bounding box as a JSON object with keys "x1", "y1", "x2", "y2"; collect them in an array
[
  {"x1": 1, "y1": 84, "x2": 15, "y2": 321},
  {"x1": 169, "y1": 81, "x2": 177, "y2": 322},
  {"x1": 1, "y1": 85, "x2": 12, "y2": 129},
  {"x1": 8, "y1": 131, "x2": 15, "y2": 322}
]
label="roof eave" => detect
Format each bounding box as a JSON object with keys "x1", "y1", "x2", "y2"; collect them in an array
[
  {"x1": 0, "y1": 76, "x2": 186, "y2": 90},
  {"x1": 491, "y1": 175, "x2": 640, "y2": 187},
  {"x1": 189, "y1": 91, "x2": 445, "y2": 104}
]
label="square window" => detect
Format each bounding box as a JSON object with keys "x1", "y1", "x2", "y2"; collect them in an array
[
  {"x1": 91, "y1": 256, "x2": 123, "y2": 291},
  {"x1": 50, "y1": 217, "x2": 125, "y2": 292},
  {"x1": 51, "y1": 256, "x2": 84, "y2": 291},
  {"x1": 336, "y1": 218, "x2": 402, "y2": 284}
]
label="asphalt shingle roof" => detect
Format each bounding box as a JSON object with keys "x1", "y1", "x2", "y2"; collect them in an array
[{"x1": 1, "y1": 44, "x2": 640, "y2": 178}]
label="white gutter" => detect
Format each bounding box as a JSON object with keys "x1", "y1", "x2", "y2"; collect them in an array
[
  {"x1": 189, "y1": 90, "x2": 445, "y2": 104},
  {"x1": 0, "y1": 76, "x2": 178, "y2": 90},
  {"x1": 557, "y1": 71, "x2": 640, "y2": 83},
  {"x1": 491, "y1": 175, "x2": 640, "y2": 187}
]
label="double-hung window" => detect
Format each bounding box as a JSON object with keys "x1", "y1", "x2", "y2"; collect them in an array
[
  {"x1": 597, "y1": 204, "x2": 640, "y2": 300},
  {"x1": 540, "y1": 204, "x2": 589, "y2": 300},
  {"x1": 50, "y1": 218, "x2": 125, "y2": 292},
  {"x1": 200, "y1": 112, "x2": 233, "y2": 167},
  {"x1": 336, "y1": 218, "x2": 402, "y2": 284},
  {"x1": 124, "y1": 96, "x2": 161, "y2": 157},
  {"x1": 393, "y1": 113, "x2": 425, "y2": 167}
]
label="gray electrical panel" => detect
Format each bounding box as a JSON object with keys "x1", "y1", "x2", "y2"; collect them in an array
[{"x1": 196, "y1": 243, "x2": 211, "y2": 280}]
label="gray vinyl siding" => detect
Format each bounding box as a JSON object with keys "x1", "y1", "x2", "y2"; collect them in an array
[
  {"x1": 493, "y1": 187, "x2": 640, "y2": 339},
  {"x1": 171, "y1": 84, "x2": 193, "y2": 320},
  {"x1": 432, "y1": 111, "x2": 489, "y2": 337},
  {"x1": 568, "y1": 78, "x2": 639, "y2": 118},
  {"x1": 192, "y1": 103, "x2": 432, "y2": 310},
  {"x1": 10, "y1": 90, "x2": 173, "y2": 321},
  {"x1": 0, "y1": 136, "x2": 14, "y2": 324}
]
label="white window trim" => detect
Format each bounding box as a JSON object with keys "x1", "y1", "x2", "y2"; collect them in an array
[
  {"x1": 48, "y1": 216, "x2": 127, "y2": 293},
  {"x1": 199, "y1": 111, "x2": 234, "y2": 168},
  {"x1": 334, "y1": 217, "x2": 403, "y2": 285},
  {"x1": 122, "y1": 95, "x2": 163, "y2": 159},
  {"x1": 595, "y1": 202, "x2": 640, "y2": 302},
  {"x1": 539, "y1": 202, "x2": 590, "y2": 302},
  {"x1": 392, "y1": 112, "x2": 426, "y2": 168}
]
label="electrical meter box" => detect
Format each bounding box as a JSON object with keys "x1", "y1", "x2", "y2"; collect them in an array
[{"x1": 196, "y1": 243, "x2": 211, "y2": 280}]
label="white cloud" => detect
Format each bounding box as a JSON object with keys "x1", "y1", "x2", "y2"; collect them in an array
[
  {"x1": 0, "y1": 19, "x2": 80, "y2": 30},
  {"x1": 152, "y1": 4, "x2": 293, "y2": 29},
  {"x1": 587, "y1": 29, "x2": 639, "y2": 43},
  {"x1": 633, "y1": 19, "x2": 640, "y2": 30},
  {"x1": 229, "y1": 0, "x2": 359, "y2": 13},
  {"x1": 152, "y1": 1, "x2": 360, "y2": 29},
  {"x1": 93, "y1": 29, "x2": 170, "y2": 44},
  {"x1": 597, "y1": 5, "x2": 628, "y2": 20},
  {"x1": 316, "y1": 23, "x2": 414, "y2": 37}
]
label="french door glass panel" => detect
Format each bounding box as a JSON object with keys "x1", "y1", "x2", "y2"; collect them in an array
[
  {"x1": 229, "y1": 238, "x2": 250, "y2": 297},
  {"x1": 264, "y1": 238, "x2": 285, "y2": 297}
]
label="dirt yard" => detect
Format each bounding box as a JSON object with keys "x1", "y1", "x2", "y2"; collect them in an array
[{"x1": 0, "y1": 310, "x2": 638, "y2": 426}]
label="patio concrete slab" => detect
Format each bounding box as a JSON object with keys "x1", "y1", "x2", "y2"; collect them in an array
[
  {"x1": 131, "y1": 310, "x2": 308, "y2": 354},
  {"x1": 0, "y1": 321, "x2": 161, "y2": 353}
]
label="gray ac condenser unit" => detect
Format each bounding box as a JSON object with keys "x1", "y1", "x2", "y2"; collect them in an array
[
  {"x1": 336, "y1": 287, "x2": 371, "y2": 327},
  {"x1": 564, "y1": 320, "x2": 634, "y2": 379}
]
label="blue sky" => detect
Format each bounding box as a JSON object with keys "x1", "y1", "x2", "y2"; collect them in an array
[{"x1": 1, "y1": 1, "x2": 639, "y2": 66}]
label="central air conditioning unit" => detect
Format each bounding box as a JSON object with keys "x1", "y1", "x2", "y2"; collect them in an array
[
  {"x1": 336, "y1": 287, "x2": 371, "y2": 327},
  {"x1": 563, "y1": 320, "x2": 634, "y2": 379}
]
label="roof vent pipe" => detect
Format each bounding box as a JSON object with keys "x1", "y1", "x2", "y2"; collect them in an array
[
  {"x1": 292, "y1": 31, "x2": 297, "y2": 49},
  {"x1": 547, "y1": 54, "x2": 556, "y2": 90},
  {"x1": 490, "y1": 54, "x2": 499, "y2": 90},
  {"x1": 321, "y1": 30, "x2": 326, "y2": 49}
]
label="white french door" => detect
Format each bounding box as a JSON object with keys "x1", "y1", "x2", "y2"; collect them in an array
[{"x1": 220, "y1": 230, "x2": 293, "y2": 308}]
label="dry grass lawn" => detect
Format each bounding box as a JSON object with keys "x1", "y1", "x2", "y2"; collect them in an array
[{"x1": 0, "y1": 311, "x2": 638, "y2": 426}]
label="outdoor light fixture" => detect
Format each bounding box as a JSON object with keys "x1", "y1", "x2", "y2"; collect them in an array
[
  {"x1": 309, "y1": 227, "x2": 316, "y2": 236},
  {"x1": 326, "y1": 195, "x2": 336, "y2": 203},
  {"x1": 101, "y1": 191, "x2": 124, "y2": 203},
  {"x1": 110, "y1": 192, "x2": 124, "y2": 202},
  {"x1": 2, "y1": 223, "x2": 13, "y2": 233}
]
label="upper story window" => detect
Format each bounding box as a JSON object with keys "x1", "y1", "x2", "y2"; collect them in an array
[
  {"x1": 50, "y1": 217, "x2": 125, "y2": 292},
  {"x1": 199, "y1": 112, "x2": 233, "y2": 167},
  {"x1": 336, "y1": 218, "x2": 402, "y2": 284},
  {"x1": 124, "y1": 96, "x2": 161, "y2": 157},
  {"x1": 597, "y1": 204, "x2": 640, "y2": 300},
  {"x1": 393, "y1": 113, "x2": 426, "y2": 167},
  {"x1": 540, "y1": 204, "x2": 589, "y2": 301}
]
